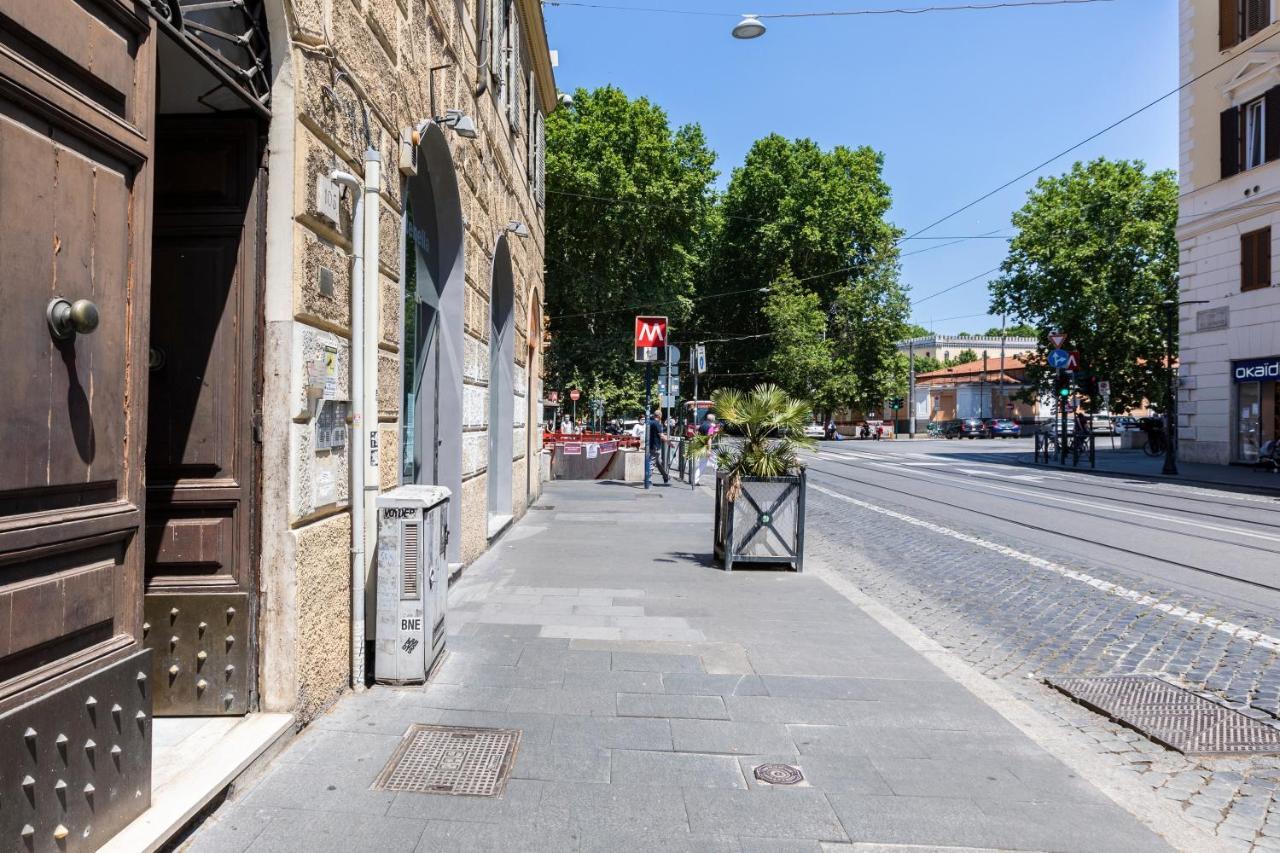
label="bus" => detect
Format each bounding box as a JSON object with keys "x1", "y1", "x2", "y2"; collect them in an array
[{"x1": 682, "y1": 399, "x2": 714, "y2": 437}]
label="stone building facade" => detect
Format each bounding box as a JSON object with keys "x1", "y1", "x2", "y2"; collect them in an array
[
  {"x1": 0, "y1": 0, "x2": 553, "y2": 848},
  {"x1": 261, "y1": 0, "x2": 556, "y2": 720},
  {"x1": 1177, "y1": 0, "x2": 1280, "y2": 464}
]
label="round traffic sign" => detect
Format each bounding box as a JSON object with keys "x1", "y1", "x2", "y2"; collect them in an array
[
  {"x1": 569, "y1": 389, "x2": 581, "y2": 401},
  {"x1": 1047, "y1": 349, "x2": 1070, "y2": 370}
]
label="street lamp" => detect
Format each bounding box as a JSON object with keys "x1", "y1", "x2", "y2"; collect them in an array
[{"x1": 732, "y1": 14, "x2": 766, "y2": 39}]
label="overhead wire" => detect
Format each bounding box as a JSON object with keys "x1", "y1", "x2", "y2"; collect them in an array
[
  {"x1": 904, "y1": 25, "x2": 1280, "y2": 238},
  {"x1": 543, "y1": 0, "x2": 1114, "y2": 18}
]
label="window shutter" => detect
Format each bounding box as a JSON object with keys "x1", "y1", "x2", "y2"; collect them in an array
[
  {"x1": 490, "y1": 0, "x2": 505, "y2": 88},
  {"x1": 508, "y1": 10, "x2": 522, "y2": 132},
  {"x1": 1221, "y1": 0, "x2": 1239, "y2": 49},
  {"x1": 1222, "y1": 106, "x2": 1242, "y2": 178},
  {"x1": 527, "y1": 72, "x2": 536, "y2": 177},
  {"x1": 1242, "y1": 231, "x2": 1256, "y2": 290},
  {"x1": 1260, "y1": 227, "x2": 1273, "y2": 289},
  {"x1": 535, "y1": 111, "x2": 545, "y2": 208},
  {"x1": 1241, "y1": 227, "x2": 1271, "y2": 290},
  {"x1": 1246, "y1": 0, "x2": 1269, "y2": 38},
  {"x1": 1266, "y1": 87, "x2": 1280, "y2": 162}
]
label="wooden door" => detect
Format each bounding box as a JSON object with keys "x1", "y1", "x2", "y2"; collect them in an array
[
  {"x1": 143, "y1": 115, "x2": 261, "y2": 716},
  {"x1": 0, "y1": 0, "x2": 158, "y2": 848}
]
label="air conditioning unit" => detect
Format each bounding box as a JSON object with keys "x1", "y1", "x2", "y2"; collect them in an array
[{"x1": 375, "y1": 485, "x2": 450, "y2": 685}]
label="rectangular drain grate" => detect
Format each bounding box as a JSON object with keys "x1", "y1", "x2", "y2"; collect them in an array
[
  {"x1": 1046, "y1": 675, "x2": 1280, "y2": 756},
  {"x1": 374, "y1": 724, "x2": 521, "y2": 796}
]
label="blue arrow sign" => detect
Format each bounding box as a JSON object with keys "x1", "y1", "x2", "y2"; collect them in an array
[{"x1": 1048, "y1": 349, "x2": 1070, "y2": 370}]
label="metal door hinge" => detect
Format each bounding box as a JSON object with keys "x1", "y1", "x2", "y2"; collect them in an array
[{"x1": 253, "y1": 413, "x2": 264, "y2": 444}]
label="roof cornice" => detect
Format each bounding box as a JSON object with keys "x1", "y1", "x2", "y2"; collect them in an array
[{"x1": 517, "y1": 0, "x2": 558, "y2": 113}]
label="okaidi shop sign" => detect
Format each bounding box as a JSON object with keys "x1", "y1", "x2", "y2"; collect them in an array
[{"x1": 1233, "y1": 356, "x2": 1280, "y2": 382}]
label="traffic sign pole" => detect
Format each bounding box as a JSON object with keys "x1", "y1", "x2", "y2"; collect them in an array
[{"x1": 643, "y1": 362, "x2": 651, "y2": 490}]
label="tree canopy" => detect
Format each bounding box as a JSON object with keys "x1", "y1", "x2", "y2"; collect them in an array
[
  {"x1": 989, "y1": 158, "x2": 1177, "y2": 412},
  {"x1": 543, "y1": 86, "x2": 718, "y2": 415},
  {"x1": 544, "y1": 92, "x2": 909, "y2": 418},
  {"x1": 705, "y1": 135, "x2": 906, "y2": 412},
  {"x1": 984, "y1": 322, "x2": 1038, "y2": 338}
]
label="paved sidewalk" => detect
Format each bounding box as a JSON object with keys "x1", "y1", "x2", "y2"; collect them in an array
[
  {"x1": 1022, "y1": 445, "x2": 1280, "y2": 493},
  {"x1": 186, "y1": 480, "x2": 1174, "y2": 852}
]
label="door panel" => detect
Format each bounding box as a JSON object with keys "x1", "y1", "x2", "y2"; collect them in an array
[
  {"x1": 0, "y1": 0, "x2": 155, "y2": 848},
  {"x1": 142, "y1": 115, "x2": 260, "y2": 714}
]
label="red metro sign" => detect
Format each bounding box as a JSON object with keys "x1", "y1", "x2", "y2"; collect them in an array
[{"x1": 634, "y1": 315, "x2": 668, "y2": 362}]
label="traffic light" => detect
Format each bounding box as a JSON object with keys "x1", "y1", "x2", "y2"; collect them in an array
[
  {"x1": 1055, "y1": 372, "x2": 1070, "y2": 399},
  {"x1": 889, "y1": 397, "x2": 904, "y2": 410}
]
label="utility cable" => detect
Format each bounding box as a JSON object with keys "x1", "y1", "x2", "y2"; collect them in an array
[
  {"x1": 543, "y1": 0, "x2": 1113, "y2": 19},
  {"x1": 905, "y1": 25, "x2": 1280, "y2": 238}
]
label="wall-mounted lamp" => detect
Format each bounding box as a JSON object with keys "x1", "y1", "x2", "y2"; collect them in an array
[
  {"x1": 506, "y1": 221, "x2": 530, "y2": 238},
  {"x1": 435, "y1": 109, "x2": 477, "y2": 139},
  {"x1": 732, "y1": 14, "x2": 766, "y2": 39}
]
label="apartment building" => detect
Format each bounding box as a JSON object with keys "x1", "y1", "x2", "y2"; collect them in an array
[{"x1": 1177, "y1": 0, "x2": 1280, "y2": 463}]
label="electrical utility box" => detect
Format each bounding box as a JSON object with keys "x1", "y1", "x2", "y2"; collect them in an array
[{"x1": 375, "y1": 485, "x2": 451, "y2": 684}]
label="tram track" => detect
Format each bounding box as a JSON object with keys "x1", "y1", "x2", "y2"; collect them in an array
[{"x1": 804, "y1": 455, "x2": 1280, "y2": 599}]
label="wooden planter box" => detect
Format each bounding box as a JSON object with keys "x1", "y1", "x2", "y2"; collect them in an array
[{"x1": 713, "y1": 469, "x2": 806, "y2": 572}]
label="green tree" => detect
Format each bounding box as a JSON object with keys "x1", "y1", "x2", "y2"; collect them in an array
[
  {"x1": 984, "y1": 322, "x2": 1038, "y2": 338},
  {"x1": 762, "y1": 273, "x2": 833, "y2": 407},
  {"x1": 948, "y1": 349, "x2": 979, "y2": 366},
  {"x1": 911, "y1": 354, "x2": 944, "y2": 375},
  {"x1": 989, "y1": 158, "x2": 1177, "y2": 412},
  {"x1": 544, "y1": 86, "x2": 718, "y2": 405},
  {"x1": 904, "y1": 323, "x2": 931, "y2": 339},
  {"x1": 704, "y1": 135, "x2": 906, "y2": 409}
]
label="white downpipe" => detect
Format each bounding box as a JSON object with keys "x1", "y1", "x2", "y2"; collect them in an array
[
  {"x1": 330, "y1": 168, "x2": 365, "y2": 688},
  {"x1": 359, "y1": 151, "x2": 382, "y2": 682}
]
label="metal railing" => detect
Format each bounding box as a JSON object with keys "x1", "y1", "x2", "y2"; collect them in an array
[{"x1": 1034, "y1": 428, "x2": 1095, "y2": 468}]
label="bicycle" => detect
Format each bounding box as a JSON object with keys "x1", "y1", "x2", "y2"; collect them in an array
[
  {"x1": 1140, "y1": 420, "x2": 1167, "y2": 457},
  {"x1": 1038, "y1": 429, "x2": 1061, "y2": 462}
]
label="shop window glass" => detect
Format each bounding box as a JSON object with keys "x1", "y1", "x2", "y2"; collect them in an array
[{"x1": 1238, "y1": 380, "x2": 1262, "y2": 462}]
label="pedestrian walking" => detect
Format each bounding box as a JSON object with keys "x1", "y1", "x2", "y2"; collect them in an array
[
  {"x1": 647, "y1": 406, "x2": 670, "y2": 484},
  {"x1": 692, "y1": 413, "x2": 718, "y2": 487}
]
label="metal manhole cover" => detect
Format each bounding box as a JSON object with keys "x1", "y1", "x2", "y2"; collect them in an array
[
  {"x1": 374, "y1": 725, "x2": 521, "y2": 796},
  {"x1": 1047, "y1": 675, "x2": 1280, "y2": 756},
  {"x1": 754, "y1": 763, "x2": 804, "y2": 785}
]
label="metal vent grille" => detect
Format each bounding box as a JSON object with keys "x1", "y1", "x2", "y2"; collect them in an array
[
  {"x1": 1047, "y1": 675, "x2": 1280, "y2": 756},
  {"x1": 401, "y1": 521, "x2": 420, "y2": 599},
  {"x1": 374, "y1": 725, "x2": 520, "y2": 797}
]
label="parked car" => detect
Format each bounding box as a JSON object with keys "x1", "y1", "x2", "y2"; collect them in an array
[
  {"x1": 803, "y1": 422, "x2": 825, "y2": 439},
  {"x1": 1112, "y1": 416, "x2": 1140, "y2": 434},
  {"x1": 987, "y1": 418, "x2": 1021, "y2": 438},
  {"x1": 944, "y1": 418, "x2": 987, "y2": 439},
  {"x1": 1089, "y1": 414, "x2": 1113, "y2": 435}
]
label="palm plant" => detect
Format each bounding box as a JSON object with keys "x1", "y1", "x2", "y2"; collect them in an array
[{"x1": 689, "y1": 384, "x2": 815, "y2": 501}]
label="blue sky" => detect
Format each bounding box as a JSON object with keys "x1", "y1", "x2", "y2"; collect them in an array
[{"x1": 542, "y1": 0, "x2": 1179, "y2": 334}]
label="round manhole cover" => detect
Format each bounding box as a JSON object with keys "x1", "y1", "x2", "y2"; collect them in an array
[{"x1": 754, "y1": 763, "x2": 803, "y2": 785}]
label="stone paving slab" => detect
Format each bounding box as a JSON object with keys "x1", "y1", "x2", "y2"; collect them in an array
[{"x1": 186, "y1": 480, "x2": 1179, "y2": 853}]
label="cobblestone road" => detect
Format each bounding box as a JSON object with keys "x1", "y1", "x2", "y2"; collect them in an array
[{"x1": 805, "y1": 458, "x2": 1280, "y2": 853}]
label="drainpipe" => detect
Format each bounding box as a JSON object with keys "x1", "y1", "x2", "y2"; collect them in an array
[
  {"x1": 359, "y1": 150, "x2": 382, "y2": 689},
  {"x1": 330, "y1": 168, "x2": 366, "y2": 689}
]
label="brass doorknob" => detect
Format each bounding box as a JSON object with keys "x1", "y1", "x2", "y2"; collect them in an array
[{"x1": 47, "y1": 297, "x2": 100, "y2": 341}]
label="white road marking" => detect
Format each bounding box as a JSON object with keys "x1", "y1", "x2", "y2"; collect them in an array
[
  {"x1": 955, "y1": 468, "x2": 1048, "y2": 482},
  {"x1": 809, "y1": 482, "x2": 1280, "y2": 653},
  {"x1": 820, "y1": 455, "x2": 1280, "y2": 545}
]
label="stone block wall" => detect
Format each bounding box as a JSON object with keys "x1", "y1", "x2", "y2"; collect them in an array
[{"x1": 262, "y1": 0, "x2": 551, "y2": 722}]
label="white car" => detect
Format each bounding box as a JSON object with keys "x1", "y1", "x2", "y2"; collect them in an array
[{"x1": 804, "y1": 423, "x2": 825, "y2": 438}]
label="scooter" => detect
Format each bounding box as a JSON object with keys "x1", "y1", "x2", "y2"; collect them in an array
[{"x1": 1259, "y1": 439, "x2": 1280, "y2": 472}]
